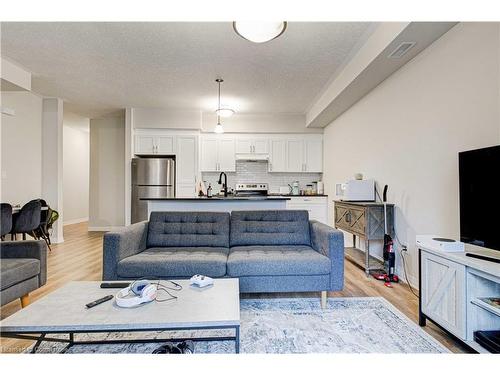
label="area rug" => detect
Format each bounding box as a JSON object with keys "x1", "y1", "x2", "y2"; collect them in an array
[{"x1": 27, "y1": 297, "x2": 449, "y2": 353}]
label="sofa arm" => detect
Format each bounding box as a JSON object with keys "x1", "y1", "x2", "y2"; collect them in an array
[
  {"x1": 102, "y1": 221, "x2": 149, "y2": 280},
  {"x1": 309, "y1": 220, "x2": 345, "y2": 291},
  {"x1": 0, "y1": 240, "x2": 48, "y2": 287}
]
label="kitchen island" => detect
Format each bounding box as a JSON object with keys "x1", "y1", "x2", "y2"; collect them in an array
[{"x1": 142, "y1": 196, "x2": 291, "y2": 216}]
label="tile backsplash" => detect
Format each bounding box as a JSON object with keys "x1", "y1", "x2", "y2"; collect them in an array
[{"x1": 201, "y1": 160, "x2": 322, "y2": 194}]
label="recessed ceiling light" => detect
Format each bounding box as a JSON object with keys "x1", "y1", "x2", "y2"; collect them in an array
[{"x1": 233, "y1": 21, "x2": 287, "y2": 43}]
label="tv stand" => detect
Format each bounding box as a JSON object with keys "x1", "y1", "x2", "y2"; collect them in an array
[
  {"x1": 465, "y1": 252, "x2": 500, "y2": 264},
  {"x1": 418, "y1": 244, "x2": 500, "y2": 353}
]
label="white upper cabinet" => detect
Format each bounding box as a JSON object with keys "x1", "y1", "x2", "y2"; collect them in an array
[
  {"x1": 200, "y1": 137, "x2": 236, "y2": 172},
  {"x1": 304, "y1": 138, "x2": 323, "y2": 172},
  {"x1": 235, "y1": 139, "x2": 252, "y2": 154},
  {"x1": 200, "y1": 138, "x2": 219, "y2": 172},
  {"x1": 235, "y1": 138, "x2": 269, "y2": 154},
  {"x1": 135, "y1": 135, "x2": 156, "y2": 154},
  {"x1": 135, "y1": 134, "x2": 174, "y2": 154},
  {"x1": 156, "y1": 135, "x2": 174, "y2": 154},
  {"x1": 269, "y1": 139, "x2": 287, "y2": 172},
  {"x1": 287, "y1": 139, "x2": 305, "y2": 172},
  {"x1": 218, "y1": 139, "x2": 236, "y2": 172}
]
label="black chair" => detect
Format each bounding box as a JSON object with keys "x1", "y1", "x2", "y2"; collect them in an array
[
  {"x1": 34, "y1": 199, "x2": 53, "y2": 251},
  {"x1": 1, "y1": 203, "x2": 13, "y2": 240},
  {"x1": 11, "y1": 199, "x2": 42, "y2": 240}
]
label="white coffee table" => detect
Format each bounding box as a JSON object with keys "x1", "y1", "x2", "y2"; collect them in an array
[{"x1": 0, "y1": 279, "x2": 240, "y2": 353}]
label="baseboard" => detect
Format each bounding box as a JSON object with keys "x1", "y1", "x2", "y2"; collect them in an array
[
  {"x1": 64, "y1": 217, "x2": 89, "y2": 226},
  {"x1": 87, "y1": 226, "x2": 124, "y2": 232}
]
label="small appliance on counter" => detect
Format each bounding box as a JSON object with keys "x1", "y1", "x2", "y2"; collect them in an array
[
  {"x1": 335, "y1": 179, "x2": 375, "y2": 201},
  {"x1": 289, "y1": 181, "x2": 300, "y2": 195},
  {"x1": 313, "y1": 181, "x2": 324, "y2": 195}
]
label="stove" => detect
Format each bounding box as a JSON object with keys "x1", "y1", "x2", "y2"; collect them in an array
[{"x1": 234, "y1": 183, "x2": 268, "y2": 197}]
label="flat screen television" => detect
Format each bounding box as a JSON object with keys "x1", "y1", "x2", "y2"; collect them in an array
[{"x1": 459, "y1": 145, "x2": 500, "y2": 251}]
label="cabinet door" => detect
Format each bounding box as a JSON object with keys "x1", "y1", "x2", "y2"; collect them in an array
[
  {"x1": 269, "y1": 139, "x2": 287, "y2": 172},
  {"x1": 176, "y1": 136, "x2": 197, "y2": 185},
  {"x1": 421, "y1": 251, "x2": 466, "y2": 339},
  {"x1": 305, "y1": 139, "x2": 323, "y2": 172},
  {"x1": 253, "y1": 139, "x2": 269, "y2": 154},
  {"x1": 287, "y1": 140, "x2": 304, "y2": 172},
  {"x1": 156, "y1": 135, "x2": 174, "y2": 154},
  {"x1": 218, "y1": 139, "x2": 236, "y2": 172},
  {"x1": 200, "y1": 138, "x2": 218, "y2": 172},
  {"x1": 135, "y1": 135, "x2": 156, "y2": 154},
  {"x1": 235, "y1": 139, "x2": 252, "y2": 154}
]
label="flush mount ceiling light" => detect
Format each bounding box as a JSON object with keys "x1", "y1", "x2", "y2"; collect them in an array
[
  {"x1": 214, "y1": 78, "x2": 233, "y2": 134},
  {"x1": 233, "y1": 21, "x2": 287, "y2": 43}
]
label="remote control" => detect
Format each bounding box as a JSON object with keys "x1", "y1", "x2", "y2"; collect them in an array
[
  {"x1": 100, "y1": 282, "x2": 130, "y2": 289},
  {"x1": 86, "y1": 295, "x2": 114, "y2": 309}
]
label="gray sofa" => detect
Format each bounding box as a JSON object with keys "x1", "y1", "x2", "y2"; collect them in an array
[
  {"x1": 0, "y1": 240, "x2": 48, "y2": 307},
  {"x1": 103, "y1": 210, "x2": 344, "y2": 305}
]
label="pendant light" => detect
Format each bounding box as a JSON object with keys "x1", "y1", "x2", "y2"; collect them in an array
[
  {"x1": 233, "y1": 21, "x2": 287, "y2": 43},
  {"x1": 214, "y1": 78, "x2": 232, "y2": 133}
]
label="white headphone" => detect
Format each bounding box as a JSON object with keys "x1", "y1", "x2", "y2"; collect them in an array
[{"x1": 115, "y1": 280, "x2": 158, "y2": 308}]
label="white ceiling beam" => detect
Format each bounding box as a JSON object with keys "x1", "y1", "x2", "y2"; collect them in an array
[
  {"x1": 0, "y1": 58, "x2": 32, "y2": 91},
  {"x1": 306, "y1": 22, "x2": 457, "y2": 128}
]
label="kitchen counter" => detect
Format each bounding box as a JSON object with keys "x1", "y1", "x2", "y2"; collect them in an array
[{"x1": 141, "y1": 196, "x2": 291, "y2": 201}]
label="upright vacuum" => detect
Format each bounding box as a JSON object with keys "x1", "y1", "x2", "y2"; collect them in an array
[{"x1": 371, "y1": 185, "x2": 399, "y2": 287}]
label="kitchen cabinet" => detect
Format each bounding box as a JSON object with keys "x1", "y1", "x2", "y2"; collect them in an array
[
  {"x1": 135, "y1": 134, "x2": 174, "y2": 154},
  {"x1": 200, "y1": 137, "x2": 236, "y2": 172},
  {"x1": 269, "y1": 139, "x2": 287, "y2": 172},
  {"x1": 304, "y1": 139, "x2": 323, "y2": 172},
  {"x1": 286, "y1": 196, "x2": 328, "y2": 224},
  {"x1": 287, "y1": 139, "x2": 305, "y2": 172},
  {"x1": 235, "y1": 138, "x2": 269, "y2": 154},
  {"x1": 176, "y1": 135, "x2": 198, "y2": 197}
]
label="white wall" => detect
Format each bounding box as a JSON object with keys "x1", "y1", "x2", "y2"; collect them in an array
[
  {"x1": 1, "y1": 91, "x2": 42, "y2": 204},
  {"x1": 89, "y1": 115, "x2": 125, "y2": 230},
  {"x1": 63, "y1": 111, "x2": 89, "y2": 225},
  {"x1": 323, "y1": 23, "x2": 500, "y2": 287}
]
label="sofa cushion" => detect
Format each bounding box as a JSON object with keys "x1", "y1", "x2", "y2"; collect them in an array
[
  {"x1": 147, "y1": 212, "x2": 230, "y2": 248},
  {"x1": 0, "y1": 258, "x2": 40, "y2": 291},
  {"x1": 117, "y1": 247, "x2": 229, "y2": 278},
  {"x1": 227, "y1": 245, "x2": 330, "y2": 277},
  {"x1": 230, "y1": 210, "x2": 311, "y2": 247}
]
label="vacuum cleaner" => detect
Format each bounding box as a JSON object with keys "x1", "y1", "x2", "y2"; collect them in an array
[{"x1": 371, "y1": 185, "x2": 399, "y2": 287}]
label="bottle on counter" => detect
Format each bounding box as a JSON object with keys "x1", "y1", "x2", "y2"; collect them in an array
[{"x1": 207, "y1": 184, "x2": 213, "y2": 198}]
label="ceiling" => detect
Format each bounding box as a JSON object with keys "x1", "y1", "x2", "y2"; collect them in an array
[{"x1": 0, "y1": 22, "x2": 373, "y2": 118}]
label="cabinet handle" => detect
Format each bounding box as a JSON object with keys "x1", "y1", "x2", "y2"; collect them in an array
[{"x1": 269, "y1": 163, "x2": 272, "y2": 172}]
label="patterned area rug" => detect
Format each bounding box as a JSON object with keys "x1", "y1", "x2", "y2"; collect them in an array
[{"x1": 27, "y1": 297, "x2": 449, "y2": 354}]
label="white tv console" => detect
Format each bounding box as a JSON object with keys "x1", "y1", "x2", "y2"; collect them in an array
[{"x1": 418, "y1": 243, "x2": 500, "y2": 353}]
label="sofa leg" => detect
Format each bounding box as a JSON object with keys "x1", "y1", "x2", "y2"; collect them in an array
[
  {"x1": 321, "y1": 291, "x2": 327, "y2": 309},
  {"x1": 20, "y1": 294, "x2": 30, "y2": 308}
]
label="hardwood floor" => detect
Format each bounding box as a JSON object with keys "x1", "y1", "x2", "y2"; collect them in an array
[{"x1": 0, "y1": 222, "x2": 469, "y2": 353}]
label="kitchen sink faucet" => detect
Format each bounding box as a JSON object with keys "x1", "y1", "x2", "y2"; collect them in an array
[{"x1": 218, "y1": 172, "x2": 228, "y2": 197}]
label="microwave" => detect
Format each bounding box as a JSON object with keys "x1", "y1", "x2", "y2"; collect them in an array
[{"x1": 335, "y1": 179, "x2": 375, "y2": 201}]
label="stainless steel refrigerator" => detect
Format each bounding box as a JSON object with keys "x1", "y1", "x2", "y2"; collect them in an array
[{"x1": 131, "y1": 157, "x2": 175, "y2": 223}]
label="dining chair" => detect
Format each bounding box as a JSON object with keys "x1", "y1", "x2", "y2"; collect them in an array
[
  {"x1": 10, "y1": 199, "x2": 42, "y2": 240},
  {"x1": 1, "y1": 203, "x2": 13, "y2": 240}
]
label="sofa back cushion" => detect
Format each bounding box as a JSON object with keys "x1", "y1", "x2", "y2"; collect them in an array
[
  {"x1": 147, "y1": 211, "x2": 230, "y2": 248},
  {"x1": 230, "y1": 210, "x2": 311, "y2": 247}
]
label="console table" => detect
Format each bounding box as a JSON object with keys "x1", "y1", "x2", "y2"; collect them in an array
[
  {"x1": 418, "y1": 244, "x2": 500, "y2": 353},
  {"x1": 333, "y1": 201, "x2": 394, "y2": 276}
]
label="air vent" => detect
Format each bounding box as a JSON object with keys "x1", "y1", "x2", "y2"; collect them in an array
[{"x1": 388, "y1": 42, "x2": 416, "y2": 59}]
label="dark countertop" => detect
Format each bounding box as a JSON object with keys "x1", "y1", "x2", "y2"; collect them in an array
[
  {"x1": 141, "y1": 196, "x2": 291, "y2": 201},
  {"x1": 334, "y1": 200, "x2": 394, "y2": 206}
]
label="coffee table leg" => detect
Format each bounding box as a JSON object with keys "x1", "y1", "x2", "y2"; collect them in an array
[
  {"x1": 30, "y1": 333, "x2": 46, "y2": 354},
  {"x1": 235, "y1": 326, "x2": 240, "y2": 354}
]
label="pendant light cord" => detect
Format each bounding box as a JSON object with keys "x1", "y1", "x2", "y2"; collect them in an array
[{"x1": 217, "y1": 79, "x2": 221, "y2": 125}]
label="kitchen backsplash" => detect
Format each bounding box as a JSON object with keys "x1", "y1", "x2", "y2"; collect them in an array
[{"x1": 201, "y1": 160, "x2": 322, "y2": 194}]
